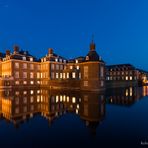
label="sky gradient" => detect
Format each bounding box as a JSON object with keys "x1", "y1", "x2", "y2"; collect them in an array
[{"x1": 0, "y1": 0, "x2": 148, "y2": 70}]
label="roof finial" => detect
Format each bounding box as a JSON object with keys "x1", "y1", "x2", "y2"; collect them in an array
[{"x1": 90, "y1": 34, "x2": 95, "y2": 51}]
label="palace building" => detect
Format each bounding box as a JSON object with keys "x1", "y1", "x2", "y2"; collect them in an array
[{"x1": 0, "y1": 40, "x2": 106, "y2": 91}]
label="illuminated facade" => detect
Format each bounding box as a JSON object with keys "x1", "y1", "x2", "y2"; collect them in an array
[{"x1": 0, "y1": 41, "x2": 105, "y2": 91}]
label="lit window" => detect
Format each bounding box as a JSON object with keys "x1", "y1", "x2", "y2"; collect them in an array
[
  {"x1": 15, "y1": 63, "x2": 19, "y2": 68},
  {"x1": 37, "y1": 81, "x2": 40, "y2": 84},
  {"x1": 55, "y1": 58, "x2": 58, "y2": 62},
  {"x1": 30, "y1": 90, "x2": 34, "y2": 94},
  {"x1": 130, "y1": 76, "x2": 132, "y2": 80},
  {"x1": 63, "y1": 60, "x2": 66, "y2": 63},
  {"x1": 37, "y1": 96, "x2": 40, "y2": 102},
  {"x1": 72, "y1": 72, "x2": 76, "y2": 78},
  {"x1": 63, "y1": 73, "x2": 65, "y2": 79},
  {"x1": 30, "y1": 72, "x2": 34, "y2": 78},
  {"x1": 23, "y1": 91, "x2": 27, "y2": 95},
  {"x1": 56, "y1": 95, "x2": 59, "y2": 103},
  {"x1": 60, "y1": 95, "x2": 63, "y2": 102},
  {"x1": 37, "y1": 72, "x2": 40, "y2": 78},
  {"x1": 30, "y1": 58, "x2": 33, "y2": 61},
  {"x1": 23, "y1": 81, "x2": 27, "y2": 84},
  {"x1": 70, "y1": 66, "x2": 73, "y2": 69},
  {"x1": 30, "y1": 81, "x2": 34, "y2": 84},
  {"x1": 76, "y1": 66, "x2": 79, "y2": 70},
  {"x1": 15, "y1": 91, "x2": 19, "y2": 95},
  {"x1": 72, "y1": 97, "x2": 76, "y2": 103},
  {"x1": 15, "y1": 81, "x2": 19, "y2": 85},
  {"x1": 15, "y1": 97, "x2": 19, "y2": 105},
  {"x1": 56, "y1": 73, "x2": 59, "y2": 79},
  {"x1": 59, "y1": 59, "x2": 62, "y2": 62},
  {"x1": 84, "y1": 81, "x2": 88, "y2": 86},
  {"x1": 22, "y1": 56, "x2": 26, "y2": 60},
  {"x1": 67, "y1": 73, "x2": 69, "y2": 78},
  {"x1": 126, "y1": 76, "x2": 128, "y2": 80},
  {"x1": 60, "y1": 73, "x2": 62, "y2": 79},
  {"x1": 67, "y1": 96, "x2": 69, "y2": 102},
  {"x1": 75, "y1": 60, "x2": 78, "y2": 63}
]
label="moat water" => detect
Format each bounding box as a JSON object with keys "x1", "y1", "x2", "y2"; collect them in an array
[{"x1": 0, "y1": 86, "x2": 148, "y2": 148}]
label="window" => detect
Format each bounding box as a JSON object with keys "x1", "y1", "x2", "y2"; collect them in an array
[
  {"x1": 72, "y1": 97, "x2": 76, "y2": 103},
  {"x1": 84, "y1": 81, "x2": 88, "y2": 86},
  {"x1": 56, "y1": 73, "x2": 59, "y2": 79},
  {"x1": 23, "y1": 97, "x2": 27, "y2": 104},
  {"x1": 30, "y1": 72, "x2": 34, "y2": 78},
  {"x1": 84, "y1": 66, "x2": 88, "y2": 79},
  {"x1": 37, "y1": 81, "x2": 40, "y2": 84},
  {"x1": 72, "y1": 72, "x2": 76, "y2": 78},
  {"x1": 63, "y1": 60, "x2": 66, "y2": 63},
  {"x1": 30, "y1": 64, "x2": 34, "y2": 70},
  {"x1": 23, "y1": 81, "x2": 27, "y2": 84},
  {"x1": 70, "y1": 66, "x2": 73, "y2": 69},
  {"x1": 75, "y1": 60, "x2": 78, "y2": 63},
  {"x1": 15, "y1": 72, "x2": 19, "y2": 78},
  {"x1": 30, "y1": 97, "x2": 34, "y2": 103},
  {"x1": 79, "y1": 73, "x2": 81, "y2": 79},
  {"x1": 130, "y1": 76, "x2": 132, "y2": 80},
  {"x1": 59, "y1": 59, "x2": 62, "y2": 62},
  {"x1": 100, "y1": 66, "x2": 104, "y2": 77},
  {"x1": 30, "y1": 81, "x2": 34, "y2": 84},
  {"x1": 60, "y1": 73, "x2": 62, "y2": 79},
  {"x1": 23, "y1": 63, "x2": 27, "y2": 69},
  {"x1": 15, "y1": 63, "x2": 19, "y2": 68},
  {"x1": 63, "y1": 73, "x2": 65, "y2": 79},
  {"x1": 56, "y1": 64, "x2": 59, "y2": 70},
  {"x1": 23, "y1": 72, "x2": 27, "y2": 78},
  {"x1": 60, "y1": 65, "x2": 63, "y2": 70},
  {"x1": 126, "y1": 76, "x2": 128, "y2": 80},
  {"x1": 101, "y1": 81, "x2": 104, "y2": 87},
  {"x1": 23, "y1": 106, "x2": 27, "y2": 112},
  {"x1": 67, "y1": 73, "x2": 69, "y2": 78},
  {"x1": 30, "y1": 57, "x2": 33, "y2": 61},
  {"x1": 30, "y1": 90, "x2": 34, "y2": 94},
  {"x1": 51, "y1": 64, "x2": 54, "y2": 70},
  {"x1": 76, "y1": 66, "x2": 79, "y2": 70},
  {"x1": 22, "y1": 56, "x2": 26, "y2": 60},
  {"x1": 37, "y1": 72, "x2": 40, "y2": 78},
  {"x1": 15, "y1": 97, "x2": 19, "y2": 105},
  {"x1": 55, "y1": 58, "x2": 58, "y2": 62},
  {"x1": 51, "y1": 72, "x2": 54, "y2": 79},
  {"x1": 15, "y1": 108, "x2": 19, "y2": 114}
]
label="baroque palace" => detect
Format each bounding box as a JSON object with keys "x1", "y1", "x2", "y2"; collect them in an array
[
  {"x1": 0, "y1": 40, "x2": 147, "y2": 91},
  {"x1": 0, "y1": 41, "x2": 105, "y2": 91}
]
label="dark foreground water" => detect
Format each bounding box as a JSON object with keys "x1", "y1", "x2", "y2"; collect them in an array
[{"x1": 0, "y1": 86, "x2": 148, "y2": 148}]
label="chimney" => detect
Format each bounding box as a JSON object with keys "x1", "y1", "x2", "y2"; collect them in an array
[
  {"x1": 48, "y1": 48, "x2": 53, "y2": 55},
  {"x1": 13, "y1": 45, "x2": 19, "y2": 53},
  {"x1": 6, "y1": 50, "x2": 10, "y2": 56}
]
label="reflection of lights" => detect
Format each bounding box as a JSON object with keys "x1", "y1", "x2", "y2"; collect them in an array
[
  {"x1": 125, "y1": 89, "x2": 128, "y2": 96},
  {"x1": 67, "y1": 96, "x2": 69, "y2": 102},
  {"x1": 76, "y1": 109, "x2": 79, "y2": 114},
  {"x1": 130, "y1": 87, "x2": 133, "y2": 96},
  {"x1": 60, "y1": 95, "x2": 63, "y2": 102},
  {"x1": 110, "y1": 98, "x2": 113, "y2": 103},
  {"x1": 63, "y1": 95, "x2": 66, "y2": 102},
  {"x1": 56, "y1": 95, "x2": 59, "y2": 103},
  {"x1": 72, "y1": 97, "x2": 76, "y2": 103}
]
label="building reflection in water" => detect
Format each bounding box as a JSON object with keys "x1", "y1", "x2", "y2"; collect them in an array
[{"x1": 0, "y1": 86, "x2": 147, "y2": 132}]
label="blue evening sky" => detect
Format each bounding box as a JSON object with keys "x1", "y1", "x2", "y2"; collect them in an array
[{"x1": 0, "y1": 0, "x2": 148, "y2": 70}]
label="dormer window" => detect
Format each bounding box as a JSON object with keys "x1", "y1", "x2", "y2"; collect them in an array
[
  {"x1": 59, "y1": 59, "x2": 62, "y2": 62},
  {"x1": 30, "y1": 57, "x2": 33, "y2": 61},
  {"x1": 63, "y1": 60, "x2": 66, "y2": 63},
  {"x1": 55, "y1": 58, "x2": 58, "y2": 62},
  {"x1": 22, "y1": 56, "x2": 26, "y2": 60},
  {"x1": 75, "y1": 60, "x2": 78, "y2": 63},
  {"x1": 86, "y1": 56, "x2": 89, "y2": 61}
]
